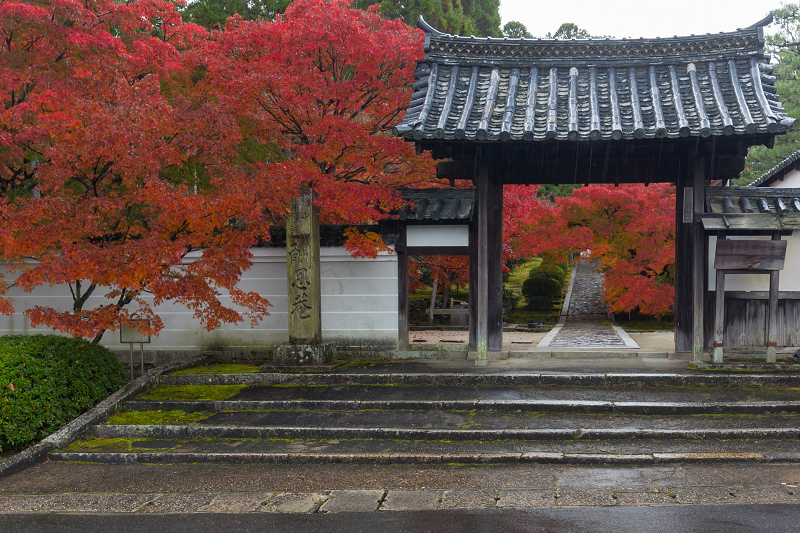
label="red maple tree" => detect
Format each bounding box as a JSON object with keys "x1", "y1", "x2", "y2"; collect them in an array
[
  {"x1": 202, "y1": 0, "x2": 434, "y2": 252},
  {"x1": 0, "y1": 1, "x2": 263, "y2": 341},
  {"x1": 504, "y1": 184, "x2": 675, "y2": 317},
  {"x1": 0, "y1": 0, "x2": 436, "y2": 341}
]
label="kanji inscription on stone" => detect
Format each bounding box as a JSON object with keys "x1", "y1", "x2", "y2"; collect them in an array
[{"x1": 286, "y1": 188, "x2": 322, "y2": 345}]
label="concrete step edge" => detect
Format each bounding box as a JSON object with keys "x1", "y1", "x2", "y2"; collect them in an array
[
  {"x1": 47, "y1": 450, "x2": 795, "y2": 466},
  {"x1": 121, "y1": 399, "x2": 800, "y2": 415},
  {"x1": 156, "y1": 372, "x2": 800, "y2": 387},
  {"x1": 89, "y1": 424, "x2": 800, "y2": 441}
]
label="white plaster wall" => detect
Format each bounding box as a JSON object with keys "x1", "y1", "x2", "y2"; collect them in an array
[
  {"x1": 0, "y1": 247, "x2": 398, "y2": 351},
  {"x1": 708, "y1": 235, "x2": 800, "y2": 291},
  {"x1": 764, "y1": 168, "x2": 800, "y2": 189},
  {"x1": 407, "y1": 225, "x2": 469, "y2": 247}
]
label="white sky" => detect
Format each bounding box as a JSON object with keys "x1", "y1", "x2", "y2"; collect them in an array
[{"x1": 498, "y1": 0, "x2": 786, "y2": 39}]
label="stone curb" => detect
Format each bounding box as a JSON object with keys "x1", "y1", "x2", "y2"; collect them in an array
[
  {"x1": 86, "y1": 424, "x2": 800, "y2": 442},
  {"x1": 1, "y1": 485, "x2": 797, "y2": 514},
  {"x1": 155, "y1": 372, "x2": 800, "y2": 387},
  {"x1": 0, "y1": 357, "x2": 204, "y2": 480},
  {"x1": 46, "y1": 450, "x2": 800, "y2": 466},
  {"x1": 120, "y1": 398, "x2": 800, "y2": 415}
]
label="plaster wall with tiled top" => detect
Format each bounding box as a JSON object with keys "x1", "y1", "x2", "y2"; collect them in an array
[{"x1": 0, "y1": 247, "x2": 399, "y2": 352}]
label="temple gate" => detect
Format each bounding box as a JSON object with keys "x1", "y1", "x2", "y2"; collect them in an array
[{"x1": 394, "y1": 14, "x2": 795, "y2": 364}]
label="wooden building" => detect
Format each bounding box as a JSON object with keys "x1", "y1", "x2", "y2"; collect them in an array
[{"x1": 393, "y1": 14, "x2": 796, "y2": 362}]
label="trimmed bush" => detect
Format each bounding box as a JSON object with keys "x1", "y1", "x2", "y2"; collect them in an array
[
  {"x1": 0, "y1": 335, "x2": 125, "y2": 452},
  {"x1": 522, "y1": 265, "x2": 567, "y2": 311},
  {"x1": 522, "y1": 271, "x2": 561, "y2": 305},
  {"x1": 527, "y1": 295, "x2": 555, "y2": 312}
]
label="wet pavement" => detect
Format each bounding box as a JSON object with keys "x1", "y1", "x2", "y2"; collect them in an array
[
  {"x1": 543, "y1": 260, "x2": 631, "y2": 349},
  {"x1": 1, "y1": 462, "x2": 799, "y2": 517}
]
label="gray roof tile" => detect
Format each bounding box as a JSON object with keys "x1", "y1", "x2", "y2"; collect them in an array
[
  {"x1": 749, "y1": 149, "x2": 800, "y2": 186},
  {"x1": 399, "y1": 188, "x2": 474, "y2": 222},
  {"x1": 395, "y1": 18, "x2": 794, "y2": 143}
]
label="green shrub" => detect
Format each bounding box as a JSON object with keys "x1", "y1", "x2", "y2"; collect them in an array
[
  {"x1": 522, "y1": 271, "x2": 561, "y2": 302},
  {"x1": 0, "y1": 335, "x2": 125, "y2": 452},
  {"x1": 527, "y1": 295, "x2": 555, "y2": 311},
  {"x1": 540, "y1": 265, "x2": 566, "y2": 286},
  {"x1": 521, "y1": 265, "x2": 566, "y2": 311}
]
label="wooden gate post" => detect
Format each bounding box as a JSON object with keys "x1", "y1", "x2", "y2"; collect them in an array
[
  {"x1": 692, "y1": 155, "x2": 706, "y2": 363},
  {"x1": 397, "y1": 224, "x2": 409, "y2": 351},
  {"x1": 712, "y1": 238, "x2": 787, "y2": 363},
  {"x1": 470, "y1": 160, "x2": 504, "y2": 365}
]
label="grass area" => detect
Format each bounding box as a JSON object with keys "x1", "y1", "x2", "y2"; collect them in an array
[
  {"x1": 105, "y1": 410, "x2": 212, "y2": 425},
  {"x1": 504, "y1": 258, "x2": 542, "y2": 303},
  {"x1": 505, "y1": 307, "x2": 560, "y2": 326},
  {"x1": 135, "y1": 384, "x2": 247, "y2": 401},
  {"x1": 504, "y1": 258, "x2": 561, "y2": 325},
  {"x1": 613, "y1": 313, "x2": 675, "y2": 331},
  {"x1": 409, "y1": 288, "x2": 469, "y2": 302},
  {"x1": 171, "y1": 363, "x2": 260, "y2": 375}
]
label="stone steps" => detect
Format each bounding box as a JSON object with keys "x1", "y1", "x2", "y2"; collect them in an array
[
  {"x1": 122, "y1": 399, "x2": 800, "y2": 414},
  {"x1": 49, "y1": 370, "x2": 800, "y2": 466}
]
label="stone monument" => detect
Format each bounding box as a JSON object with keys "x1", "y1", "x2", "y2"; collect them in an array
[{"x1": 274, "y1": 188, "x2": 336, "y2": 365}]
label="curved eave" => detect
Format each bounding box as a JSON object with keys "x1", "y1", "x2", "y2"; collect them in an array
[{"x1": 394, "y1": 25, "x2": 793, "y2": 143}]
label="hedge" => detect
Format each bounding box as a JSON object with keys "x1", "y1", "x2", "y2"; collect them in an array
[
  {"x1": 0, "y1": 335, "x2": 125, "y2": 452},
  {"x1": 521, "y1": 266, "x2": 566, "y2": 311}
]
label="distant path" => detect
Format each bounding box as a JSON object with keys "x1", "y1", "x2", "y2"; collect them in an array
[{"x1": 545, "y1": 260, "x2": 628, "y2": 348}]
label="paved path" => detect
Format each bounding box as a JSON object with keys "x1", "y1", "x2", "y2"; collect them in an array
[
  {"x1": 2, "y1": 463, "x2": 799, "y2": 515},
  {"x1": 4, "y1": 504, "x2": 800, "y2": 533},
  {"x1": 544, "y1": 260, "x2": 632, "y2": 348}
]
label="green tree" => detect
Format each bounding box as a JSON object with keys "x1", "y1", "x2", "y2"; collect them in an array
[
  {"x1": 353, "y1": 1, "x2": 471, "y2": 35},
  {"x1": 547, "y1": 22, "x2": 592, "y2": 39},
  {"x1": 503, "y1": 20, "x2": 532, "y2": 38},
  {"x1": 355, "y1": 0, "x2": 500, "y2": 37},
  {"x1": 181, "y1": 0, "x2": 291, "y2": 29},
  {"x1": 461, "y1": 0, "x2": 501, "y2": 37},
  {"x1": 738, "y1": 4, "x2": 800, "y2": 185}
]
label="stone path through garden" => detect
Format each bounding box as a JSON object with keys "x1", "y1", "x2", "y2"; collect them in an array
[{"x1": 542, "y1": 259, "x2": 633, "y2": 349}]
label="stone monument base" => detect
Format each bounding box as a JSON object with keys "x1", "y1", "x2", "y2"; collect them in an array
[{"x1": 274, "y1": 342, "x2": 336, "y2": 365}]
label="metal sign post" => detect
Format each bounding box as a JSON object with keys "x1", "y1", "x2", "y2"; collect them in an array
[{"x1": 120, "y1": 318, "x2": 151, "y2": 380}]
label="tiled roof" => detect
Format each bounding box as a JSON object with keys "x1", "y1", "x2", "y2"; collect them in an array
[
  {"x1": 703, "y1": 186, "x2": 800, "y2": 231},
  {"x1": 399, "y1": 188, "x2": 474, "y2": 222},
  {"x1": 749, "y1": 149, "x2": 800, "y2": 187},
  {"x1": 394, "y1": 16, "x2": 794, "y2": 143}
]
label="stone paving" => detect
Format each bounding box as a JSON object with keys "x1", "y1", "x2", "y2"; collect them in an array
[
  {"x1": 0, "y1": 485, "x2": 797, "y2": 514},
  {"x1": 548, "y1": 260, "x2": 628, "y2": 348}
]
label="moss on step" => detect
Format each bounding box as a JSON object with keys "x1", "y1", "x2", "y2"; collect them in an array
[
  {"x1": 105, "y1": 410, "x2": 213, "y2": 425},
  {"x1": 66, "y1": 437, "x2": 173, "y2": 453},
  {"x1": 135, "y1": 384, "x2": 248, "y2": 401},
  {"x1": 171, "y1": 364, "x2": 260, "y2": 375}
]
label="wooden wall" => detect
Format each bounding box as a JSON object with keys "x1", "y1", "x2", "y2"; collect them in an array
[{"x1": 704, "y1": 292, "x2": 800, "y2": 347}]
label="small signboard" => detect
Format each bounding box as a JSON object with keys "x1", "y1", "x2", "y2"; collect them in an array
[
  {"x1": 120, "y1": 321, "x2": 151, "y2": 344},
  {"x1": 120, "y1": 318, "x2": 151, "y2": 380}
]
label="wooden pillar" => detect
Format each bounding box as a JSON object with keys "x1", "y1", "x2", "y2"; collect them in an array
[
  {"x1": 767, "y1": 231, "x2": 781, "y2": 363},
  {"x1": 469, "y1": 215, "x2": 478, "y2": 350},
  {"x1": 674, "y1": 177, "x2": 693, "y2": 352},
  {"x1": 470, "y1": 161, "x2": 504, "y2": 363},
  {"x1": 692, "y1": 156, "x2": 706, "y2": 363},
  {"x1": 487, "y1": 174, "x2": 504, "y2": 352},
  {"x1": 472, "y1": 162, "x2": 490, "y2": 365},
  {"x1": 713, "y1": 267, "x2": 725, "y2": 363},
  {"x1": 397, "y1": 224, "x2": 409, "y2": 351}
]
